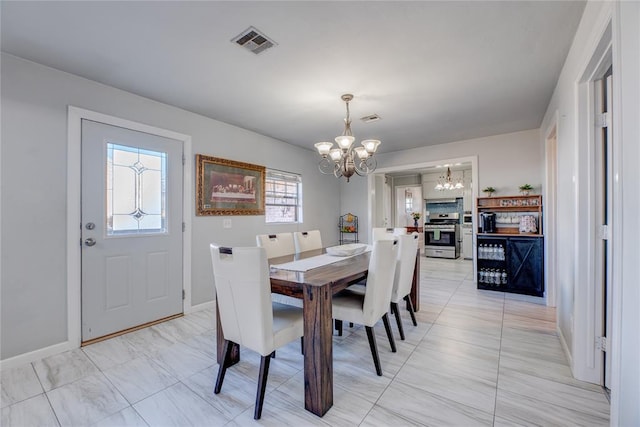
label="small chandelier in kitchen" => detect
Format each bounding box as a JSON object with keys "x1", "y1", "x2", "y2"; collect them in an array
[
  {"x1": 435, "y1": 167, "x2": 464, "y2": 191},
  {"x1": 314, "y1": 94, "x2": 381, "y2": 182}
]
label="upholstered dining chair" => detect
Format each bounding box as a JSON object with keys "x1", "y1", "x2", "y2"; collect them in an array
[
  {"x1": 372, "y1": 227, "x2": 406, "y2": 241},
  {"x1": 256, "y1": 232, "x2": 301, "y2": 308},
  {"x1": 331, "y1": 239, "x2": 398, "y2": 376},
  {"x1": 210, "y1": 244, "x2": 304, "y2": 419},
  {"x1": 337, "y1": 233, "x2": 419, "y2": 340},
  {"x1": 293, "y1": 230, "x2": 323, "y2": 253},
  {"x1": 256, "y1": 233, "x2": 295, "y2": 258},
  {"x1": 389, "y1": 233, "x2": 420, "y2": 340}
]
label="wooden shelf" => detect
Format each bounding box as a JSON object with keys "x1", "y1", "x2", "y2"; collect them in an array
[
  {"x1": 477, "y1": 195, "x2": 543, "y2": 236},
  {"x1": 476, "y1": 195, "x2": 544, "y2": 297}
]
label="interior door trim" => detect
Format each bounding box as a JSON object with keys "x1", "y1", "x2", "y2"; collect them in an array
[{"x1": 67, "y1": 106, "x2": 193, "y2": 349}]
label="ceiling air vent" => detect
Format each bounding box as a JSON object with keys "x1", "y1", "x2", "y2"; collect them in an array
[
  {"x1": 231, "y1": 26, "x2": 277, "y2": 55},
  {"x1": 360, "y1": 114, "x2": 382, "y2": 123}
]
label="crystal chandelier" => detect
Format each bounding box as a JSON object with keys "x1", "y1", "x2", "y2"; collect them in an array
[
  {"x1": 435, "y1": 167, "x2": 464, "y2": 191},
  {"x1": 314, "y1": 94, "x2": 381, "y2": 182}
]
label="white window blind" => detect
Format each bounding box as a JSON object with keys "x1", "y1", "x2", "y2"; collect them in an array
[{"x1": 265, "y1": 170, "x2": 302, "y2": 223}]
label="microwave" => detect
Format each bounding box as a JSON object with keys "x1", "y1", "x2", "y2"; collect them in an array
[{"x1": 463, "y1": 213, "x2": 473, "y2": 224}]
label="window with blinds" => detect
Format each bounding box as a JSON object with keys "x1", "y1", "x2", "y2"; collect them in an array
[{"x1": 265, "y1": 170, "x2": 302, "y2": 223}]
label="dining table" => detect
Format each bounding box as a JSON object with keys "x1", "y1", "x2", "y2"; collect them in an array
[{"x1": 215, "y1": 245, "x2": 421, "y2": 417}]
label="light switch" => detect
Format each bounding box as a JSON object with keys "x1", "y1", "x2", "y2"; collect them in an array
[{"x1": 223, "y1": 219, "x2": 232, "y2": 229}]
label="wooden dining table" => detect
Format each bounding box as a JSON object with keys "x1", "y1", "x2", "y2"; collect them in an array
[{"x1": 215, "y1": 246, "x2": 420, "y2": 417}]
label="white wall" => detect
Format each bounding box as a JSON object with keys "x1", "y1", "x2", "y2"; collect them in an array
[
  {"x1": 539, "y1": 1, "x2": 639, "y2": 424},
  {"x1": 0, "y1": 54, "x2": 340, "y2": 360},
  {"x1": 614, "y1": 2, "x2": 640, "y2": 423},
  {"x1": 341, "y1": 129, "x2": 543, "y2": 242}
]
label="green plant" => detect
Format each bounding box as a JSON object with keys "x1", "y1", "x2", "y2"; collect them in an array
[
  {"x1": 411, "y1": 212, "x2": 421, "y2": 220},
  {"x1": 482, "y1": 186, "x2": 496, "y2": 193},
  {"x1": 519, "y1": 184, "x2": 533, "y2": 191}
]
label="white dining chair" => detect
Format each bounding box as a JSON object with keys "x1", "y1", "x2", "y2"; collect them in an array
[
  {"x1": 389, "y1": 233, "x2": 420, "y2": 340},
  {"x1": 256, "y1": 232, "x2": 302, "y2": 308},
  {"x1": 293, "y1": 230, "x2": 323, "y2": 253},
  {"x1": 256, "y1": 233, "x2": 295, "y2": 258},
  {"x1": 210, "y1": 244, "x2": 304, "y2": 420},
  {"x1": 372, "y1": 227, "x2": 406, "y2": 241},
  {"x1": 331, "y1": 239, "x2": 398, "y2": 376}
]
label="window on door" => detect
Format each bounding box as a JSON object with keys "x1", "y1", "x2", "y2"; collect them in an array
[
  {"x1": 106, "y1": 143, "x2": 167, "y2": 235},
  {"x1": 265, "y1": 170, "x2": 302, "y2": 223}
]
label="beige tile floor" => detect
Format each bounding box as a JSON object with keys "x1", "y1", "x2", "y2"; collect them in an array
[{"x1": 1, "y1": 258, "x2": 610, "y2": 426}]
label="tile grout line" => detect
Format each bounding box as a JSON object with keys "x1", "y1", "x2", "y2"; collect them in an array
[
  {"x1": 356, "y1": 269, "x2": 466, "y2": 426},
  {"x1": 492, "y1": 292, "x2": 506, "y2": 426}
]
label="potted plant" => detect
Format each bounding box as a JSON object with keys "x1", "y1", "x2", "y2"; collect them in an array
[
  {"x1": 411, "y1": 212, "x2": 421, "y2": 227},
  {"x1": 482, "y1": 187, "x2": 496, "y2": 197},
  {"x1": 519, "y1": 184, "x2": 533, "y2": 196}
]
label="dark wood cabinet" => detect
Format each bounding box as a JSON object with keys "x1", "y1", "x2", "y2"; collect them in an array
[
  {"x1": 477, "y1": 235, "x2": 544, "y2": 297},
  {"x1": 476, "y1": 195, "x2": 544, "y2": 297}
]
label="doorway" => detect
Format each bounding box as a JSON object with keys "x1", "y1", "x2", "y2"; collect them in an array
[
  {"x1": 395, "y1": 185, "x2": 422, "y2": 227},
  {"x1": 594, "y1": 67, "x2": 614, "y2": 391},
  {"x1": 67, "y1": 107, "x2": 192, "y2": 349},
  {"x1": 81, "y1": 120, "x2": 184, "y2": 342}
]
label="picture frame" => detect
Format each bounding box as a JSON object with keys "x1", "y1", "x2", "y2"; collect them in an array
[{"x1": 195, "y1": 154, "x2": 265, "y2": 216}]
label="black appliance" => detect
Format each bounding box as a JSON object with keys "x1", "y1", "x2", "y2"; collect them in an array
[
  {"x1": 480, "y1": 212, "x2": 497, "y2": 233},
  {"x1": 424, "y1": 213, "x2": 460, "y2": 259}
]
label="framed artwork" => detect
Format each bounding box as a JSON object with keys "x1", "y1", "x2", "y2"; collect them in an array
[{"x1": 195, "y1": 154, "x2": 265, "y2": 216}]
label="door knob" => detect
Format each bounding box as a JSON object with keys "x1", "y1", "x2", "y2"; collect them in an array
[{"x1": 84, "y1": 238, "x2": 96, "y2": 247}]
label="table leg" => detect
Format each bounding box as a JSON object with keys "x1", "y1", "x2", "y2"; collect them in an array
[
  {"x1": 215, "y1": 298, "x2": 239, "y2": 366},
  {"x1": 408, "y1": 248, "x2": 421, "y2": 312},
  {"x1": 302, "y1": 283, "x2": 333, "y2": 416}
]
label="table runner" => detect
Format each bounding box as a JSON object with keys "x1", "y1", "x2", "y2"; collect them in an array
[{"x1": 271, "y1": 245, "x2": 372, "y2": 272}]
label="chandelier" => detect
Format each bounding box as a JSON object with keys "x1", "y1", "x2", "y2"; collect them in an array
[
  {"x1": 314, "y1": 94, "x2": 381, "y2": 182},
  {"x1": 435, "y1": 167, "x2": 464, "y2": 191}
]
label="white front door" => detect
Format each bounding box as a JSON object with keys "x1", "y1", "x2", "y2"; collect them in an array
[{"x1": 81, "y1": 120, "x2": 184, "y2": 341}]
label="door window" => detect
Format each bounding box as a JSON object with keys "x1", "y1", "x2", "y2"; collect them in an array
[{"x1": 106, "y1": 143, "x2": 167, "y2": 235}]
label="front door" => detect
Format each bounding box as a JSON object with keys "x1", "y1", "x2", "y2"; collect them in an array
[{"x1": 81, "y1": 120, "x2": 183, "y2": 342}]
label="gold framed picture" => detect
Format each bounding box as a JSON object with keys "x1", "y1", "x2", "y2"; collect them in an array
[{"x1": 195, "y1": 154, "x2": 265, "y2": 216}]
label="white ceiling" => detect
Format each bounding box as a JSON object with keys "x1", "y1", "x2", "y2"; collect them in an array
[{"x1": 1, "y1": 1, "x2": 585, "y2": 155}]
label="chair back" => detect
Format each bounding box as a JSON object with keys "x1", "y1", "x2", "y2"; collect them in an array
[
  {"x1": 293, "y1": 230, "x2": 323, "y2": 253},
  {"x1": 210, "y1": 244, "x2": 275, "y2": 356},
  {"x1": 256, "y1": 233, "x2": 295, "y2": 259},
  {"x1": 372, "y1": 227, "x2": 406, "y2": 241},
  {"x1": 391, "y1": 233, "x2": 420, "y2": 303},
  {"x1": 362, "y1": 239, "x2": 398, "y2": 325}
]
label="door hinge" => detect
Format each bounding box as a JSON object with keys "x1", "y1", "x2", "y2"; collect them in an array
[
  {"x1": 599, "y1": 224, "x2": 610, "y2": 240},
  {"x1": 596, "y1": 336, "x2": 607, "y2": 352},
  {"x1": 182, "y1": 222, "x2": 186, "y2": 232},
  {"x1": 182, "y1": 155, "x2": 186, "y2": 165},
  {"x1": 182, "y1": 289, "x2": 186, "y2": 300},
  {"x1": 596, "y1": 112, "x2": 610, "y2": 128}
]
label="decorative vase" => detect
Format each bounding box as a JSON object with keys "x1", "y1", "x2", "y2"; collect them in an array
[
  {"x1": 520, "y1": 190, "x2": 530, "y2": 196},
  {"x1": 414, "y1": 219, "x2": 419, "y2": 227},
  {"x1": 484, "y1": 192, "x2": 494, "y2": 197}
]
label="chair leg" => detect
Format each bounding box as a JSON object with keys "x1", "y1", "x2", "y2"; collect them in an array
[
  {"x1": 365, "y1": 326, "x2": 383, "y2": 376},
  {"x1": 391, "y1": 302, "x2": 405, "y2": 340},
  {"x1": 254, "y1": 352, "x2": 273, "y2": 420},
  {"x1": 214, "y1": 339, "x2": 234, "y2": 394},
  {"x1": 404, "y1": 295, "x2": 418, "y2": 326},
  {"x1": 382, "y1": 313, "x2": 397, "y2": 353},
  {"x1": 335, "y1": 319, "x2": 343, "y2": 336}
]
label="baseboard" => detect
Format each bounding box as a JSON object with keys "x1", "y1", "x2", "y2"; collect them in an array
[
  {"x1": 1, "y1": 303, "x2": 216, "y2": 371},
  {"x1": 186, "y1": 299, "x2": 215, "y2": 314},
  {"x1": 557, "y1": 324, "x2": 574, "y2": 377},
  {"x1": 0, "y1": 340, "x2": 75, "y2": 371}
]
